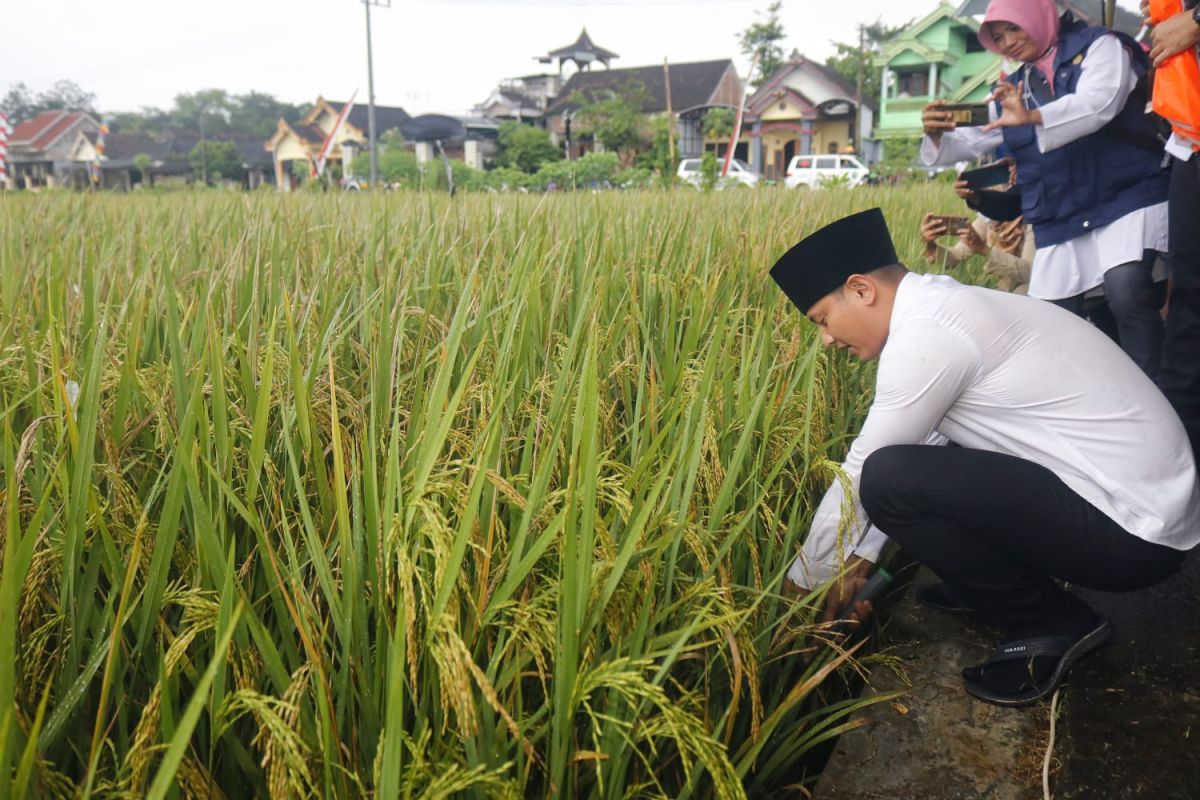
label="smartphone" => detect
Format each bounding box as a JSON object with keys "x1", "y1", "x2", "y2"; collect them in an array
[
  {"x1": 932, "y1": 215, "x2": 970, "y2": 236},
  {"x1": 960, "y1": 162, "x2": 1010, "y2": 189},
  {"x1": 941, "y1": 102, "x2": 990, "y2": 127}
]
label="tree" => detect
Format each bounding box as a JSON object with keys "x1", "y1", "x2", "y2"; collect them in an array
[
  {"x1": 0, "y1": 83, "x2": 35, "y2": 123},
  {"x1": 635, "y1": 115, "x2": 678, "y2": 181},
  {"x1": 700, "y1": 151, "x2": 720, "y2": 191},
  {"x1": 0, "y1": 80, "x2": 96, "y2": 124},
  {"x1": 702, "y1": 108, "x2": 735, "y2": 141},
  {"x1": 495, "y1": 121, "x2": 560, "y2": 173},
  {"x1": 189, "y1": 140, "x2": 242, "y2": 183},
  {"x1": 229, "y1": 91, "x2": 303, "y2": 138},
  {"x1": 739, "y1": 2, "x2": 787, "y2": 89},
  {"x1": 39, "y1": 80, "x2": 97, "y2": 113},
  {"x1": 574, "y1": 82, "x2": 650, "y2": 166},
  {"x1": 132, "y1": 153, "x2": 153, "y2": 187},
  {"x1": 350, "y1": 148, "x2": 420, "y2": 186},
  {"x1": 109, "y1": 107, "x2": 171, "y2": 135},
  {"x1": 171, "y1": 89, "x2": 233, "y2": 133},
  {"x1": 824, "y1": 19, "x2": 909, "y2": 109},
  {"x1": 105, "y1": 90, "x2": 301, "y2": 137}
]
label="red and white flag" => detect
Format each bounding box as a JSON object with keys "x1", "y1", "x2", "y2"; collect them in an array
[
  {"x1": 314, "y1": 91, "x2": 357, "y2": 178},
  {"x1": 0, "y1": 113, "x2": 10, "y2": 187}
]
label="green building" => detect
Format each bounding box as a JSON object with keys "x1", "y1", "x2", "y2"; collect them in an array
[{"x1": 872, "y1": 3, "x2": 1002, "y2": 142}]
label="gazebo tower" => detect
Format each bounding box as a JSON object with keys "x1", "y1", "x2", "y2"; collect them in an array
[{"x1": 538, "y1": 28, "x2": 618, "y2": 72}]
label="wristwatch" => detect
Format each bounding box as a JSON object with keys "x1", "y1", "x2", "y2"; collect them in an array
[{"x1": 1193, "y1": 4, "x2": 1200, "y2": 26}]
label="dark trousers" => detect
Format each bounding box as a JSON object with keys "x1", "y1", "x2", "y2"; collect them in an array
[
  {"x1": 1161, "y1": 152, "x2": 1200, "y2": 458},
  {"x1": 860, "y1": 445, "x2": 1183, "y2": 629},
  {"x1": 1052, "y1": 253, "x2": 1166, "y2": 380}
]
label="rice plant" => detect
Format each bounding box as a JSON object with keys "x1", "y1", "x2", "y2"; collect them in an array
[{"x1": 0, "y1": 183, "x2": 965, "y2": 798}]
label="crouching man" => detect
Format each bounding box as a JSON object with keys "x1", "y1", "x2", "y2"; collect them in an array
[{"x1": 771, "y1": 208, "x2": 1199, "y2": 706}]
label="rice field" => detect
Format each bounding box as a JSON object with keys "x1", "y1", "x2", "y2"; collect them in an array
[{"x1": 0, "y1": 184, "x2": 967, "y2": 798}]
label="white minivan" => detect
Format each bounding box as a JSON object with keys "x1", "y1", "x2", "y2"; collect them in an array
[
  {"x1": 677, "y1": 157, "x2": 760, "y2": 188},
  {"x1": 785, "y1": 154, "x2": 869, "y2": 189}
]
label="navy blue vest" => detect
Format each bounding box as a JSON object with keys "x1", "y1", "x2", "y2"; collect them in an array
[{"x1": 998, "y1": 19, "x2": 1168, "y2": 248}]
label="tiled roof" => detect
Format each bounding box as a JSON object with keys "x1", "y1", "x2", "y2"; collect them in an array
[
  {"x1": 329, "y1": 101, "x2": 410, "y2": 135},
  {"x1": 11, "y1": 110, "x2": 97, "y2": 151},
  {"x1": 547, "y1": 29, "x2": 618, "y2": 62},
  {"x1": 546, "y1": 59, "x2": 735, "y2": 116}
]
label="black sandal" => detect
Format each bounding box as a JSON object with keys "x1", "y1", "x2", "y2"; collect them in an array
[{"x1": 963, "y1": 615, "x2": 1112, "y2": 707}]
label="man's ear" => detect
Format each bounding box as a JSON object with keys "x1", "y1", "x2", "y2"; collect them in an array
[{"x1": 843, "y1": 274, "x2": 876, "y2": 303}]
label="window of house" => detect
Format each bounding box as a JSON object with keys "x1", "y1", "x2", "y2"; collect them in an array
[
  {"x1": 892, "y1": 69, "x2": 929, "y2": 98},
  {"x1": 965, "y1": 36, "x2": 985, "y2": 53},
  {"x1": 827, "y1": 142, "x2": 839, "y2": 154}
]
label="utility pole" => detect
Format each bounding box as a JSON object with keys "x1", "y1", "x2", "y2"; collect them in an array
[
  {"x1": 363, "y1": 0, "x2": 390, "y2": 189},
  {"x1": 663, "y1": 58, "x2": 675, "y2": 184},
  {"x1": 199, "y1": 110, "x2": 209, "y2": 186},
  {"x1": 854, "y1": 23, "x2": 864, "y2": 156}
]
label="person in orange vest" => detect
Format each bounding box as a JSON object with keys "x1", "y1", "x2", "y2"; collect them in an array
[{"x1": 1146, "y1": 0, "x2": 1200, "y2": 456}]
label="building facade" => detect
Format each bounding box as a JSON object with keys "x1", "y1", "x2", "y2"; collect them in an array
[
  {"x1": 743, "y1": 56, "x2": 876, "y2": 179},
  {"x1": 265, "y1": 97, "x2": 410, "y2": 189},
  {"x1": 7, "y1": 110, "x2": 101, "y2": 188},
  {"x1": 543, "y1": 58, "x2": 743, "y2": 160},
  {"x1": 873, "y1": 3, "x2": 1002, "y2": 142}
]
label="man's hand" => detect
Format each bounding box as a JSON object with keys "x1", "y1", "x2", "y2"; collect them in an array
[
  {"x1": 996, "y1": 217, "x2": 1025, "y2": 254},
  {"x1": 981, "y1": 83, "x2": 1042, "y2": 131},
  {"x1": 952, "y1": 177, "x2": 978, "y2": 203},
  {"x1": 922, "y1": 99, "x2": 955, "y2": 143},
  {"x1": 960, "y1": 223, "x2": 988, "y2": 255},
  {"x1": 819, "y1": 556, "x2": 876, "y2": 627},
  {"x1": 921, "y1": 212, "x2": 948, "y2": 246},
  {"x1": 1150, "y1": 9, "x2": 1200, "y2": 66},
  {"x1": 783, "y1": 556, "x2": 877, "y2": 630}
]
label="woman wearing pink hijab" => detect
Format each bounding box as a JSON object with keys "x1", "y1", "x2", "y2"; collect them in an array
[
  {"x1": 917, "y1": 0, "x2": 1176, "y2": 707},
  {"x1": 921, "y1": 0, "x2": 1169, "y2": 381}
]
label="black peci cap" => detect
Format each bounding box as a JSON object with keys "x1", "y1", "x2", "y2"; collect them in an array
[{"x1": 769, "y1": 208, "x2": 900, "y2": 314}]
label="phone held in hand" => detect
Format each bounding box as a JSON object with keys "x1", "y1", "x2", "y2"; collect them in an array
[
  {"x1": 959, "y1": 162, "x2": 1010, "y2": 189},
  {"x1": 941, "y1": 102, "x2": 990, "y2": 127},
  {"x1": 932, "y1": 215, "x2": 970, "y2": 236}
]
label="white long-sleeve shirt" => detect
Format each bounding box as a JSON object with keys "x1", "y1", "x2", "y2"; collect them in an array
[
  {"x1": 788, "y1": 272, "x2": 1200, "y2": 590},
  {"x1": 920, "y1": 34, "x2": 1169, "y2": 301}
]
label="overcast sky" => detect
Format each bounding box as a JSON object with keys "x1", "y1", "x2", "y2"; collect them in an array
[{"x1": 3, "y1": 0, "x2": 1137, "y2": 117}]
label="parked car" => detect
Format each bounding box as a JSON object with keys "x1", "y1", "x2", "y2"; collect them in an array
[
  {"x1": 785, "y1": 154, "x2": 869, "y2": 189},
  {"x1": 677, "y1": 157, "x2": 760, "y2": 188}
]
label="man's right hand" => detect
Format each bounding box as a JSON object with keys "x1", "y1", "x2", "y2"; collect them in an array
[
  {"x1": 960, "y1": 222, "x2": 988, "y2": 256},
  {"x1": 996, "y1": 217, "x2": 1025, "y2": 253},
  {"x1": 922, "y1": 99, "x2": 956, "y2": 143},
  {"x1": 1150, "y1": 8, "x2": 1200, "y2": 66},
  {"x1": 953, "y1": 177, "x2": 978, "y2": 203},
  {"x1": 921, "y1": 212, "x2": 948, "y2": 246},
  {"x1": 784, "y1": 558, "x2": 876, "y2": 629}
]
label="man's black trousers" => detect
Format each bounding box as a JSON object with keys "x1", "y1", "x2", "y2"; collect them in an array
[
  {"x1": 1161, "y1": 151, "x2": 1200, "y2": 458},
  {"x1": 860, "y1": 445, "x2": 1183, "y2": 629}
]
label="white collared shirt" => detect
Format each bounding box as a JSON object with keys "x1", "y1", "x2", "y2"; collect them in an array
[
  {"x1": 788, "y1": 272, "x2": 1200, "y2": 590},
  {"x1": 919, "y1": 34, "x2": 1169, "y2": 301}
]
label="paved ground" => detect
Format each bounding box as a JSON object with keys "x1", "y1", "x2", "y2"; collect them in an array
[
  {"x1": 812, "y1": 568, "x2": 1046, "y2": 800},
  {"x1": 813, "y1": 554, "x2": 1200, "y2": 800},
  {"x1": 1056, "y1": 553, "x2": 1200, "y2": 800}
]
